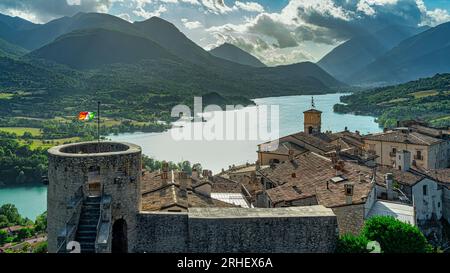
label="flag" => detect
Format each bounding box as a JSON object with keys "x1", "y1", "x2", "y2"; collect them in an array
[{"x1": 78, "y1": 112, "x2": 96, "y2": 121}]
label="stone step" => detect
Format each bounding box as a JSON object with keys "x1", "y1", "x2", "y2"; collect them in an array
[
  {"x1": 84, "y1": 203, "x2": 100, "y2": 207},
  {"x1": 76, "y1": 236, "x2": 96, "y2": 241},
  {"x1": 77, "y1": 230, "x2": 96, "y2": 235},
  {"x1": 78, "y1": 224, "x2": 97, "y2": 230},
  {"x1": 81, "y1": 212, "x2": 100, "y2": 216},
  {"x1": 79, "y1": 218, "x2": 99, "y2": 223}
]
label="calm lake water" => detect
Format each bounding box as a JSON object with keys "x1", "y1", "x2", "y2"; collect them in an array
[
  {"x1": 0, "y1": 185, "x2": 47, "y2": 220},
  {"x1": 110, "y1": 93, "x2": 382, "y2": 173},
  {"x1": 0, "y1": 93, "x2": 381, "y2": 218}
]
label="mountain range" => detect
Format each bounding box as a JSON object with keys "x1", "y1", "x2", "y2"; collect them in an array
[
  {"x1": 349, "y1": 22, "x2": 450, "y2": 85},
  {"x1": 0, "y1": 12, "x2": 342, "y2": 89},
  {"x1": 0, "y1": 12, "x2": 348, "y2": 123},
  {"x1": 319, "y1": 22, "x2": 450, "y2": 86},
  {"x1": 318, "y1": 25, "x2": 428, "y2": 83},
  {"x1": 1, "y1": 10, "x2": 450, "y2": 108}
]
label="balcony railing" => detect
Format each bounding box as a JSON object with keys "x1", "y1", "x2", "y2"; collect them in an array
[
  {"x1": 389, "y1": 152, "x2": 396, "y2": 157},
  {"x1": 414, "y1": 155, "x2": 424, "y2": 160}
]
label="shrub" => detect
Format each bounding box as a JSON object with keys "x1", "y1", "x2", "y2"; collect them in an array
[
  {"x1": 361, "y1": 216, "x2": 432, "y2": 253},
  {"x1": 336, "y1": 234, "x2": 369, "y2": 253},
  {"x1": 33, "y1": 241, "x2": 48, "y2": 253}
]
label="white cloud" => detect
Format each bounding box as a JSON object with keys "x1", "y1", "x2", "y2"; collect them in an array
[
  {"x1": 117, "y1": 13, "x2": 132, "y2": 22},
  {"x1": 181, "y1": 18, "x2": 203, "y2": 29},
  {"x1": 416, "y1": 0, "x2": 450, "y2": 26},
  {"x1": 133, "y1": 4, "x2": 167, "y2": 18},
  {"x1": 181, "y1": 0, "x2": 200, "y2": 4},
  {"x1": 67, "y1": 0, "x2": 82, "y2": 6},
  {"x1": 234, "y1": 1, "x2": 265, "y2": 13}
]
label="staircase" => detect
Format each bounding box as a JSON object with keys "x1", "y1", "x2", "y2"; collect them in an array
[{"x1": 75, "y1": 196, "x2": 101, "y2": 253}]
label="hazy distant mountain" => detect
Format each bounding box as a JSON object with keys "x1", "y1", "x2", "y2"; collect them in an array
[
  {"x1": 260, "y1": 62, "x2": 343, "y2": 88},
  {"x1": 318, "y1": 25, "x2": 427, "y2": 82},
  {"x1": 1, "y1": 12, "x2": 138, "y2": 50},
  {"x1": 0, "y1": 13, "x2": 36, "y2": 31},
  {"x1": 29, "y1": 28, "x2": 175, "y2": 69},
  {"x1": 209, "y1": 43, "x2": 266, "y2": 67},
  {"x1": 351, "y1": 22, "x2": 450, "y2": 85}
]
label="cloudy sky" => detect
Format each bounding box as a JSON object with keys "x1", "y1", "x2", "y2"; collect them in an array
[{"x1": 1, "y1": 0, "x2": 450, "y2": 65}]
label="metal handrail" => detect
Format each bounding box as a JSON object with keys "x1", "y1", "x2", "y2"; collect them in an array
[
  {"x1": 95, "y1": 185, "x2": 112, "y2": 253},
  {"x1": 57, "y1": 187, "x2": 83, "y2": 253}
]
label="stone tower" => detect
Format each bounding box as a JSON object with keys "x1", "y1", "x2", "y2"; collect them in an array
[
  {"x1": 47, "y1": 141, "x2": 142, "y2": 253},
  {"x1": 304, "y1": 97, "x2": 322, "y2": 134}
]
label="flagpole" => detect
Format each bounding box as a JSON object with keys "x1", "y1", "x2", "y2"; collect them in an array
[{"x1": 97, "y1": 101, "x2": 101, "y2": 145}]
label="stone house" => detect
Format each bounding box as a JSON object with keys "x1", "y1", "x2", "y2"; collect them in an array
[{"x1": 363, "y1": 126, "x2": 450, "y2": 169}]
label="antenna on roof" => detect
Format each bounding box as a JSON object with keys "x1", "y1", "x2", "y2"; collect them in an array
[{"x1": 311, "y1": 96, "x2": 315, "y2": 109}]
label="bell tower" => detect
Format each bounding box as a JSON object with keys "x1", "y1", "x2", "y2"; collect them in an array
[{"x1": 303, "y1": 96, "x2": 322, "y2": 135}]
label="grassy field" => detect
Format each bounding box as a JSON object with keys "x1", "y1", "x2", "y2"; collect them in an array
[
  {"x1": 0, "y1": 93, "x2": 14, "y2": 100},
  {"x1": 410, "y1": 90, "x2": 439, "y2": 99},
  {"x1": 0, "y1": 127, "x2": 42, "y2": 137},
  {"x1": 19, "y1": 137, "x2": 81, "y2": 150}
]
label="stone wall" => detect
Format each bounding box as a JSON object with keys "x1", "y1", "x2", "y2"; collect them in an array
[
  {"x1": 135, "y1": 212, "x2": 188, "y2": 253},
  {"x1": 442, "y1": 186, "x2": 450, "y2": 224},
  {"x1": 332, "y1": 204, "x2": 365, "y2": 235},
  {"x1": 134, "y1": 206, "x2": 338, "y2": 253}
]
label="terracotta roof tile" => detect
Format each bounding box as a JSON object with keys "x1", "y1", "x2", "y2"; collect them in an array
[
  {"x1": 363, "y1": 130, "x2": 442, "y2": 145},
  {"x1": 261, "y1": 152, "x2": 380, "y2": 207}
]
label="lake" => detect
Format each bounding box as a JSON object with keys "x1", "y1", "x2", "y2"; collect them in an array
[
  {"x1": 0, "y1": 93, "x2": 381, "y2": 219},
  {"x1": 0, "y1": 185, "x2": 47, "y2": 220},
  {"x1": 110, "y1": 93, "x2": 381, "y2": 173}
]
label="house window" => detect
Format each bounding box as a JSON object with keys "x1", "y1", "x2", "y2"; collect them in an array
[
  {"x1": 392, "y1": 147, "x2": 397, "y2": 154},
  {"x1": 423, "y1": 185, "x2": 427, "y2": 196}
]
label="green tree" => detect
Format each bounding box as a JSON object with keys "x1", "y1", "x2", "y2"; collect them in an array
[
  {"x1": 21, "y1": 131, "x2": 33, "y2": 140},
  {"x1": 34, "y1": 211, "x2": 47, "y2": 233},
  {"x1": 0, "y1": 215, "x2": 9, "y2": 228},
  {"x1": 336, "y1": 234, "x2": 369, "y2": 253},
  {"x1": 192, "y1": 163, "x2": 202, "y2": 174},
  {"x1": 33, "y1": 241, "x2": 47, "y2": 253},
  {"x1": 0, "y1": 229, "x2": 8, "y2": 245},
  {"x1": 16, "y1": 227, "x2": 34, "y2": 241},
  {"x1": 0, "y1": 204, "x2": 22, "y2": 225},
  {"x1": 361, "y1": 216, "x2": 432, "y2": 253}
]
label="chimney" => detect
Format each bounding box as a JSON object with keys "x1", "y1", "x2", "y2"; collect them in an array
[
  {"x1": 288, "y1": 149, "x2": 295, "y2": 161},
  {"x1": 385, "y1": 173, "x2": 394, "y2": 200},
  {"x1": 178, "y1": 171, "x2": 188, "y2": 197},
  {"x1": 202, "y1": 169, "x2": 209, "y2": 178},
  {"x1": 255, "y1": 160, "x2": 261, "y2": 171},
  {"x1": 192, "y1": 168, "x2": 199, "y2": 179},
  {"x1": 161, "y1": 161, "x2": 169, "y2": 185},
  {"x1": 208, "y1": 170, "x2": 213, "y2": 180},
  {"x1": 396, "y1": 150, "x2": 411, "y2": 172},
  {"x1": 344, "y1": 183, "x2": 354, "y2": 205}
]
